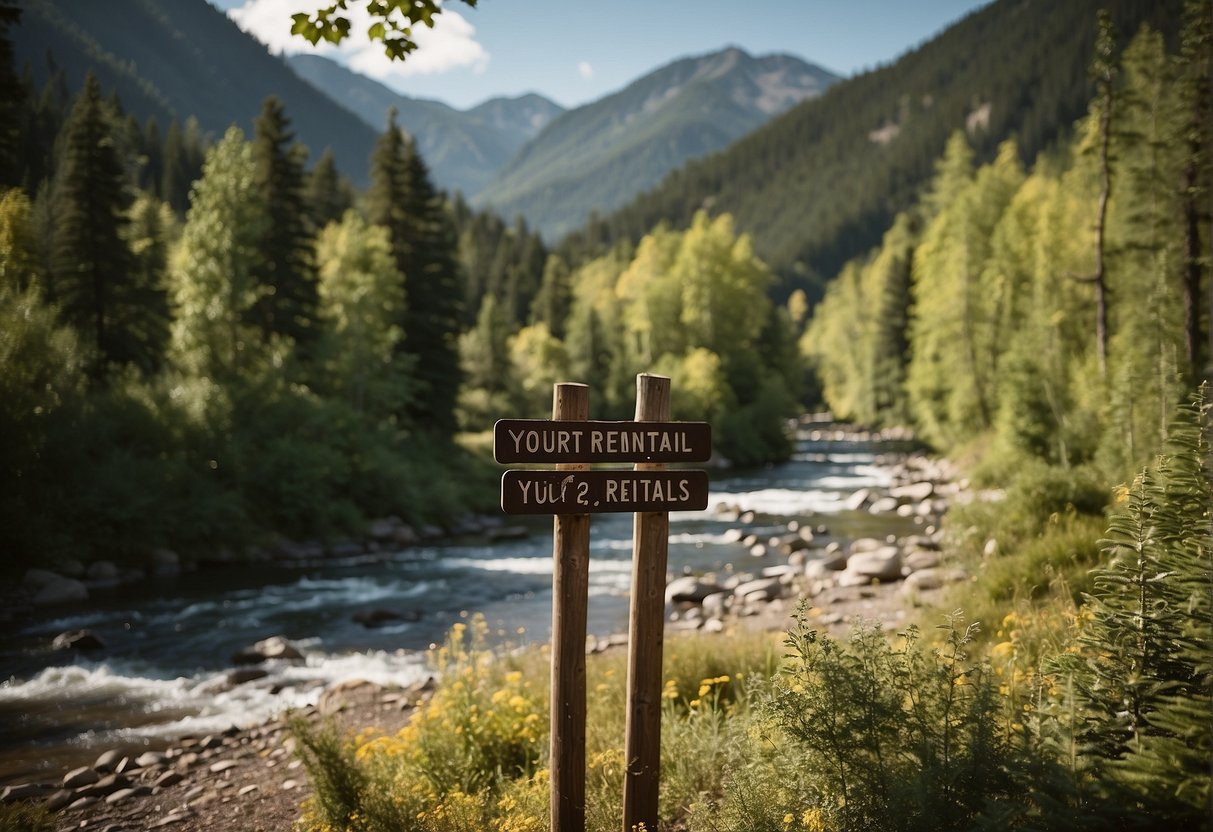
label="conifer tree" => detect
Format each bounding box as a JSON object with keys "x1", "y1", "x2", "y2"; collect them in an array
[
  {"x1": 530, "y1": 253, "x2": 573, "y2": 338},
  {"x1": 0, "y1": 0, "x2": 23, "y2": 189},
  {"x1": 1176, "y1": 0, "x2": 1211, "y2": 377},
  {"x1": 1081, "y1": 10, "x2": 1119, "y2": 377},
  {"x1": 1079, "y1": 386, "x2": 1212, "y2": 824},
  {"x1": 251, "y1": 96, "x2": 318, "y2": 351},
  {"x1": 305, "y1": 147, "x2": 350, "y2": 230},
  {"x1": 51, "y1": 71, "x2": 165, "y2": 377},
  {"x1": 367, "y1": 110, "x2": 462, "y2": 433}
]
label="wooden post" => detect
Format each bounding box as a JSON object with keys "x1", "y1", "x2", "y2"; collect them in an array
[
  {"x1": 550, "y1": 382, "x2": 590, "y2": 832},
  {"x1": 623, "y1": 373, "x2": 671, "y2": 832}
]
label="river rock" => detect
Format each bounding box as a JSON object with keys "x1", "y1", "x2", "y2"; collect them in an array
[
  {"x1": 106, "y1": 786, "x2": 146, "y2": 805},
  {"x1": 352, "y1": 608, "x2": 421, "y2": 628},
  {"x1": 226, "y1": 668, "x2": 269, "y2": 685},
  {"x1": 845, "y1": 488, "x2": 871, "y2": 511},
  {"x1": 32, "y1": 576, "x2": 88, "y2": 607},
  {"x1": 209, "y1": 759, "x2": 240, "y2": 774},
  {"x1": 52, "y1": 629, "x2": 105, "y2": 652},
  {"x1": 487, "y1": 525, "x2": 529, "y2": 542},
  {"x1": 86, "y1": 560, "x2": 119, "y2": 582},
  {"x1": 845, "y1": 546, "x2": 903, "y2": 581},
  {"x1": 319, "y1": 679, "x2": 384, "y2": 716},
  {"x1": 74, "y1": 773, "x2": 130, "y2": 800},
  {"x1": 902, "y1": 567, "x2": 970, "y2": 593},
  {"x1": 665, "y1": 576, "x2": 723, "y2": 604},
  {"x1": 869, "y1": 496, "x2": 900, "y2": 514},
  {"x1": 368, "y1": 518, "x2": 399, "y2": 541},
  {"x1": 23, "y1": 568, "x2": 66, "y2": 591},
  {"x1": 232, "y1": 636, "x2": 303, "y2": 664},
  {"x1": 732, "y1": 577, "x2": 783, "y2": 603},
  {"x1": 46, "y1": 789, "x2": 75, "y2": 811},
  {"x1": 154, "y1": 770, "x2": 183, "y2": 789},
  {"x1": 890, "y1": 481, "x2": 934, "y2": 502},
  {"x1": 701, "y1": 591, "x2": 729, "y2": 619},
  {"x1": 114, "y1": 756, "x2": 140, "y2": 774},
  {"x1": 149, "y1": 548, "x2": 181, "y2": 577},
  {"x1": 94, "y1": 749, "x2": 123, "y2": 773},
  {"x1": 903, "y1": 549, "x2": 941, "y2": 572},
  {"x1": 63, "y1": 766, "x2": 99, "y2": 788}
]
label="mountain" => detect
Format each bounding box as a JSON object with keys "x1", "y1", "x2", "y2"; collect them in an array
[
  {"x1": 566, "y1": 0, "x2": 1186, "y2": 298},
  {"x1": 11, "y1": 0, "x2": 379, "y2": 184},
  {"x1": 472, "y1": 47, "x2": 839, "y2": 239},
  {"x1": 286, "y1": 53, "x2": 563, "y2": 197}
]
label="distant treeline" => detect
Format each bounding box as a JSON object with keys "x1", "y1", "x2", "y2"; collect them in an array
[
  {"x1": 804, "y1": 8, "x2": 1210, "y2": 485},
  {"x1": 556, "y1": 0, "x2": 1187, "y2": 301}
]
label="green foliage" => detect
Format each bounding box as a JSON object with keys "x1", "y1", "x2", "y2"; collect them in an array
[
  {"x1": 50, "y1": 70, "x2": 168, "y2": 378},
  {"x1": 293, "y1": 620, "x2": 781, "y2": 832},
  {"x1": 290, "y1": 1, "x2": 477, "y2": 62},
  {"x1": 566, "y1": 0, "x2": 1184, "y2": 296},
  {"x1": 368, "y1": 111, "x2": 463, "y2": 434},
  {"x1": 251, "y1": 95, "x2": 320, "y2": 351},
  {"x1": 752, "y1": 613, "x2": 1009, "y2": 832},
  {"x1": 0, "y1": 1, "x2": 23, "y2": 189},
  {"x1": 1076, "y1": 387, "x2": 1212, "y2": 822},
  {"x1": 0, "y1": 801, "x2": 54, "y2": 832},
  {"x1": 314, "y1": 209, "x2": 411, "y2": 419},
  {"x1": 168, "y1": 126, "x2": 273, "y2": 382}
]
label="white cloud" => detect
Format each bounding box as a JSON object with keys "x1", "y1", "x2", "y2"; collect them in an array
[
  {"x1": 578, "y1": 61, "x2": 594, "y2": 80},
  {"x1": 228, "y1": 0, "x2": 489, "y2": 89}
]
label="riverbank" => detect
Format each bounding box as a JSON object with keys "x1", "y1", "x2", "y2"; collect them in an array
[{"x1": 1, "y1": 419, "x2": 973, "y2": 830}]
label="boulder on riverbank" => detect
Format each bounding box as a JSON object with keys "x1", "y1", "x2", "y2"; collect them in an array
[
  {"x1": 231, "y1": 636, "x2": 304, "y2": 665},
  {"x1": 51, "y1": 629, "x2": 105, "y2": 652}
]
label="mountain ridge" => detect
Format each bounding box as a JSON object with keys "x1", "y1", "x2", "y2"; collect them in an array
[
  {"x1": 565, "y1": 0, "x2": 1186, "y2": 297},
  {"x1": 472, "y1": 47, "x2": 839, "y2": 238},
  {"x1": 285, "y1": 52, "x2": 563, "y2": 196},
  {"x1": 12, "y1": 0, "x2": 380, "y2": 184}
]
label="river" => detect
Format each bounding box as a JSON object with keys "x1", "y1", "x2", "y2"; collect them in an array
[{"x1": 0, "y1": 425, "x2": 916, "y2": 786}]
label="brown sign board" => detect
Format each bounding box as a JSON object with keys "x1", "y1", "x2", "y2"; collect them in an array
[
  {"x1": 501, "y1": 470, "x2": 710, "y2": 515},
  {"x1": 494, "y1": 420, "x2": 712, "y2": 464}
]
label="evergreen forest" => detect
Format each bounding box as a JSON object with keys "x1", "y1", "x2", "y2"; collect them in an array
[{"x1": 0, "y1": 0, "x2": 1210, "y2": 829}]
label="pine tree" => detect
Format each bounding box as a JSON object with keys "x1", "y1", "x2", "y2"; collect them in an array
[
  {"x1": 367, "y1": 111, "x2": 462, "y2": 433},
  {"x1": 1080, "y1": 10, "x2": 1119, "y2": 377},
  {"x1": 51, "y1": 71, "x2": 165, "y2": 378},
  {"x1": 160, "y1": 119, "x2": 186, "y2": 214},
  {"x1": 0, "y1": 0, "x2": 23, "y2": 189},
  {"x1": 530, "y1": 253, "x2": 573, "y2": 338},
  {"x1": 1176, "y1": 0, "x2": 1211, "y2": 377},
  {"x1": 1079, "y1": 386, "x2": 1212, "y2": 825},
  {"x1": 305, "y1": 147, "x2": 350, "y2": 230},
  {"x1": 251, "y1": 96, "x2": 318, "y2": 352}
]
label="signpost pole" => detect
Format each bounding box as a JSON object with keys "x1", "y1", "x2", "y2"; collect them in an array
[
  {"x1": 622, "y1": 373, "x2": 671, "y2": 832},
  {"x1": 550, "y1": 382, "x2": 590, "y2": 832}
]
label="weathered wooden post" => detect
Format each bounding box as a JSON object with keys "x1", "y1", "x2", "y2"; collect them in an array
[
  {"x1": 550, "y1": 382, "x2": 590, "y2": 832},
  {"x1": 623, "y1": 372, "x2": 671, "y2": 832},
  {"x1": 494, "y1": 376, "x2": 711, "y2": 832}
]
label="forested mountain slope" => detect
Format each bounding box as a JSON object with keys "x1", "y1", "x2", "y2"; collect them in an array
[
  {"x1": 12, "y1": 0, "x2": 378, "y2": 182},
  {"x1": 565, "y1": 0, "x2": 1184, "y2": 298},
  {"x1": 286, "y1": 53, "x2": 563, "y2": 197},
  {"x1": 473, "y1": 47, "x2": 838, "y2": 239}
]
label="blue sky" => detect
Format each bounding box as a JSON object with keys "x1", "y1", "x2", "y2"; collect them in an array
[{"x1": 214, "y1": 0, "x2": 992, "y2": 111}]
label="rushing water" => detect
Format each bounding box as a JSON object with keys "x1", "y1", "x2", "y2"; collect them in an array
[{"x1": 0, "y1": 428, "x2": 915, "y2": 785}]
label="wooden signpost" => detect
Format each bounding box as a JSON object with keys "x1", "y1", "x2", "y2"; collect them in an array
[{"x1": 495, "y1": 374, "x2": 710, "y2": 832}]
